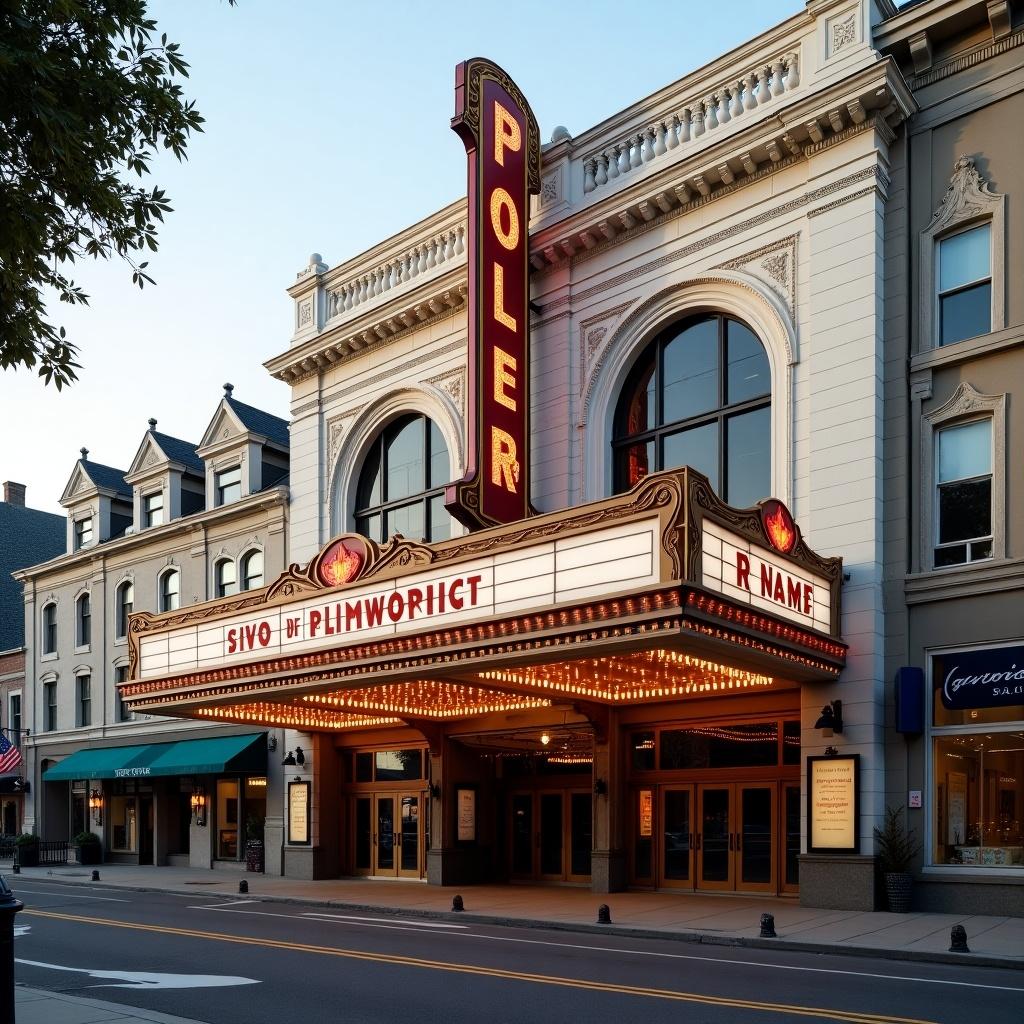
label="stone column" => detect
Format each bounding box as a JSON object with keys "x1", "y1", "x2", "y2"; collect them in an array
[{"x1": 591, "y1": 710, "x2": 625, "y2": 893}]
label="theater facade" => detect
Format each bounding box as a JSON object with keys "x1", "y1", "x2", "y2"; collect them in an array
[
  {"x1": 126, "y1": 0, "x2": 921, "y2": 906},
  {"x1": 124, "y1": 469, "x2": 846, "y2": 895}
]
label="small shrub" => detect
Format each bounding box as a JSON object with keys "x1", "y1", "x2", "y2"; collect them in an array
[{"x1": 873, "y1": 806, "x2": 921, "y2": 873}]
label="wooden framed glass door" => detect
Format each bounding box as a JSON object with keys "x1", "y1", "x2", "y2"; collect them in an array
[
  {"x1": 372, "y1": 793, "x2": 422, "y2": 878},
  {"x1": 696, "y1": 783, "x2": 777, "y2": 893},
  {"x1": 781, "y1": 782, "x2": 800, "y2": 894},
  {"x1": 510, "y1": 790, "x2": 591, "y2": 882},
  {"x1": 659, "y1": 785, "x2": 694, "y2": 888}
]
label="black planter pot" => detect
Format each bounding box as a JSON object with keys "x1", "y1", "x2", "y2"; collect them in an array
[
  {"x1": 75, "y1": 844, "x2": 101, "y2": 865},
  {"x1": 884, "y1": 871, "x2": 913, "y2": 913},
  {"x1": 245, "y1": 839, "x2": 264, "y2": 873},
  {"x1": 15, "y1": 845, "x2": 38, "y2": 868}
]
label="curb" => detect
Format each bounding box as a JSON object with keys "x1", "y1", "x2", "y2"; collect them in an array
[{"x1": 12, "y1": 873, "x2": 1023, "y2": 971}]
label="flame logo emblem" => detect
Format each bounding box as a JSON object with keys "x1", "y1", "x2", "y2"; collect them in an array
[
  {"x1": 316, "y1": 540, "x2": 365, "y2": 587},
  {"x1": 761, "y1": 501, "x2": 796, "y2": 554}
]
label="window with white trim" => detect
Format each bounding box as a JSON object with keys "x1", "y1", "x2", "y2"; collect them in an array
[
  {"x1": 74, "y1": 516, "x2": 93, "y2": 550},
  {"x1": 9, "y1": 693, "x2": 22, "y2": 740},
  {"x1": 44, "y1": 681, "x2": 57, "y2": 732},
  {"x1": 76, "y1": 674, "x2": 91, "y2": 728},
  {"x1": 936, "y1": 224, "x2": 991, "y2": 347},
  {"x1": 76, "y1": 592, "x2": 91, "y2": 648},
  {"x1": 116, "y1": 581, "x2": 134, "y2": 639},
  {"x1": 160, "y1": 569, "x2": 180, "y2": 612},
  {"x1": 42, "y1": 602, "x2": 57, "y2": 655},
  {"x1": 934, "y1": 419, "x2": 992, "y2": 567},
  {"x1": 215, "y1": 558, "x2": 237, "y2": 598},
  {"x1": 143, "y1": 490, "x2": 164, "y2": 528},
  {"x1": 240, "y1": 550, "x2": 264, "y2": 591},
  {"x1": 215, "y1": 466, "x2": 242, "y2": 506},
  {"x1": 115, "y1": 665, "x2": 133, "y2": 722}
]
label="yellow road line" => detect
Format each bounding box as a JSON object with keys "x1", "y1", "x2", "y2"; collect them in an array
[{"x1": 25, "y1": 908, "x2": 938, "y2": 1024}]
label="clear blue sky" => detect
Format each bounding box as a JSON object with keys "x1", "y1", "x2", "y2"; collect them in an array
[{"x1": 3, "y1": 0, "x2": 802, "y2": 514}]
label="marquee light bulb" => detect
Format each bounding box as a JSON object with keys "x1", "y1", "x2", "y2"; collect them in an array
[{"x1": 540, "y1": 731, "x2": 550, "y2": 746}]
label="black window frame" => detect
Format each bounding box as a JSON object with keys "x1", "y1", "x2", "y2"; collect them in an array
[
  {"x1": 215, "y1": 558, "x2": 237, "y2": 598},
  {"x1": 612, "y1": 314, "x2": 771, "y2": 502},
  {"x1": 10, "y1": 694, "x2": 22, "y2": 738},
  {"x1": 42, "y1": 603, "x2": 58, "y2": 655},
  {"x1": 159, "y1": 568, "x2": 180, "y2": 612},
  {"x1": 76, "y1": 674, "x2": 91, "y2": 728},
  {"x1": 76, "y1": 592, "x2": 91, "y2": 648},
  {"x1": 143, "y1": 490, "x2": 164, "y2": 528},
  {"x1": 44, "y1": 681, "x2": 57, "y2": 732},
  {"x1": 116, "y1": 582, "x2": 134, "y2": 639},
  {"x1": 240, "y1": 550, "x2": 264, "y2": 591},
  {"x1": 74, "y1": 516, "x2": 93, "y2": 550},
  {"x1": 115, "y1": 665, "x2": 132, "y2": 722},
  {"x1": 215, "y1": 466, "x2": 242, "y2": 506},
  {"x1": 354, "y1": 414, "x2": 451, "y2": 544}
]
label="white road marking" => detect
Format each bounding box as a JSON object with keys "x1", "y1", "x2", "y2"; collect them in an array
[
  {"x1": 302, "y1": 912, "x2": 467, "y2": 929},
  {"x1": 13, "y1": 888, "x2": 129, "y2": 903},
  {"x1": 15, "y1": 958, "x2": 259, "y2": 989},
  {"x1": 14, "y1": 924, "x2": 30, "y2": 936},
  {"x1": 189, "y1": 899, "x2": 257, "y2": 909}
]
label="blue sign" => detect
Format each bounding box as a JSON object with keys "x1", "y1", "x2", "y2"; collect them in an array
[{"x1": 935, "y1": 644, "x2": 1024, "y2": 711}]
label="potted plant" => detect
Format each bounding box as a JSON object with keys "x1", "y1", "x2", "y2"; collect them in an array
[
  {"x1": 72, "y1": 831, "x2": 102, "y2": 865},
  {"x1": 244, "y1": 816, "x2": 265, "y2": 873},
  {"x1": 873, "y1": 806, "x2": 921, "y2": 913},
  {"x1": 15, "y1": 832, "x2": 39, "y2": 868}
]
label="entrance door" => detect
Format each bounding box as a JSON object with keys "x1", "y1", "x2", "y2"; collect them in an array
[
  {"x1": 373, "y1": 794, "x2": 422, "y2": 877},
  {"x1": 696, "y1": 783, "x2": 777, "y2": 893},
  {"x1": 510, "y1": 791, "x2": 591, "y2": 882},
  {"x1": 659, "y1": 786, "x2": 694, "y2": 888}
]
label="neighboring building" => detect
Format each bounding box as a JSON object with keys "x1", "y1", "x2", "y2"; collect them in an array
[
  {"x1": 876, "y1": 0, "x2": 1024, "y2": 913},
  {"x1": 0, "y1": 480, "x2": 65, "y2": 833},
  {"x1": 16, "y1": 389, "x2": 290, "y2": 870},
  {"x1": 120, "y1": 0, "x2": 1023, "y2": 914}
]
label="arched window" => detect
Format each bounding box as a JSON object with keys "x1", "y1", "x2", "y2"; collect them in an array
[
  {"x1": 42, "y1": 602, "x2": 58, "y2": 655},
  {"x1": 160, "y1": 569, "x2": 180, "y2": 612},
  {"x1": 116, "y1": 582, "x2": 134, "y2": 639},
  {"x1": 240, "y1": 550, "x2": 264, "y2": 591},
  {"x1": 613, "y1": 314, "x2": 771, "y2": 508},
  {"x1": 215, "y1": 558, "x2": 237, "y2": 598},
  {"x1": 76, "y1": 593, "x2": 91, "y2": 648},
  {"x1": 354, "y1": 414, "x2": 452, "y2": 543}
]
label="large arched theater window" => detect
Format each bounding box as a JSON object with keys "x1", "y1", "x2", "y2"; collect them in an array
[
  {"x1": 613, "y1": 314, "x2": 771, "y2": 508},
  {"x1": 355, "y1": 414, "x2": 452, "y2": 543}
]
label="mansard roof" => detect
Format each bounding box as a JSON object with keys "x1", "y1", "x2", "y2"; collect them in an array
[
  {"x1": 225, "y1": 397, "x2": 290, "y2": 449},
  {"x1": 60, "y1": 458, "x2": 131, "y2": 505}
]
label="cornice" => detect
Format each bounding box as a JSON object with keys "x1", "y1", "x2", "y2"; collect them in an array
[{"x1": 911, "y1": 26, "x2": 1024, "y2": 88}]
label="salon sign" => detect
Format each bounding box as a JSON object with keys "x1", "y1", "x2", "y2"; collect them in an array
[{"x1": 935, "y1": 644, "x2": 1024, "y2": 711}]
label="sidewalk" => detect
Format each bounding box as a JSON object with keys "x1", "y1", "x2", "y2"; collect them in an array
[{"x1": 16, "y1": 985, "x2": 208, "y2": 1024}]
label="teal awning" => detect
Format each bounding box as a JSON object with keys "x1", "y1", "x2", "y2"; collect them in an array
[{"x1": 43, "y1": 734, "x2": 266, "y2": 782}]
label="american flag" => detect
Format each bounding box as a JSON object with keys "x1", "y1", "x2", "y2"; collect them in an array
[{"x1": 0, "y1": 733, "x2": 22, "y2": 774}]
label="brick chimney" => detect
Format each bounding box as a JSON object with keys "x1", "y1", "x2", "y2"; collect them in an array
[{"x1": 3, "y1": 481, "x2": 26, "y2": 507}]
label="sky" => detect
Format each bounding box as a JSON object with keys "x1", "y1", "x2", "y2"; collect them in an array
[{"x1": 2, "y1": 0, "x2": 802, "y2": 515}]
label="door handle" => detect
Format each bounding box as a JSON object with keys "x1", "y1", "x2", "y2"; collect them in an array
[
  {"x1": 696, "y1": 833, "x2": 702, "y2": 850},
  {"x1": 735, "y1": 832, "x2": 742, "y2": 852}
]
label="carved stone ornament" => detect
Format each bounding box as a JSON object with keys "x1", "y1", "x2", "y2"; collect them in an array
[
  {"x1": 929, "y1": 155, "x2": 1000, "y2": 233},
  {"x1": 426, "y1": 368, "x2": 466, "y2": 413},
  {"x1": 830, "y1": 13, "x2": 857, "y2": 54},
  {"x1": 298, "y1": 300, "x2": 313, "y2": 327},
  {"x1": 142, "y1": 450, "x2": 161, "y2": 470},
  {"x1": 541, "y1": 172, "x2": 559, "y2": 206},
  {"x1": 717, "y1": 235, "x2": 797, "y2": 315}
]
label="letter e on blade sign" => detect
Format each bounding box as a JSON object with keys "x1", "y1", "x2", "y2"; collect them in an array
[{"x1": 447, "y1": 58, "x2": 540, "y2": 530}]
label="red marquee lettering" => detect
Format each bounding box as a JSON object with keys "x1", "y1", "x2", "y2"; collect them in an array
[{"x1": 736, "y1": 552, "x2": 751, "y2": 590}]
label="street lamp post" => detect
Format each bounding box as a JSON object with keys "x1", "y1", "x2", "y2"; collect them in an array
[{"x1": 0, "y1": 874, "x2": 24, "y2": 1023}]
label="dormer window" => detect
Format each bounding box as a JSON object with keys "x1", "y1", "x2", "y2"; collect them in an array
[
  {"x1": 74, "y1": 516, "x2": 93, "y2": 550},
  {"x1": 144, "y1": 491, "x2": 164, "y2": 528},
  {"x1": 215, "y1": 466, "x2": 242, "y2": 506}
]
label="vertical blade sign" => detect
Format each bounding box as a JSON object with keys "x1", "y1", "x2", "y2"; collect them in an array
[{"x1": 446, "y1": 59, "x2": 540, "y2": 530}]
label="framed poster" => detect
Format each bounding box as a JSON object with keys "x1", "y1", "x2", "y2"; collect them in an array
[
  {"x1": 288, "y1": 780, "x2": 311, "y2": 846},
  {"x1": 807, "y1": 754, "x2": 860, "y2": 853},
  {"x1": 456, "y1": 787, "x2": 476, "y2": 842},
  {"x1": 639, "y1": 789, "x2": 653, "y2": 838}
]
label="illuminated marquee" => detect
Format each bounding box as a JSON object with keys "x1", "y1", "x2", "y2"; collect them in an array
[{"x1": 446, "y1": 58, "x2": 540, "y2": 530}]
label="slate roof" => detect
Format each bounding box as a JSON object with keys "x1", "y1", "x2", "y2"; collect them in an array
[
  {"x1": 226, "y1": 397, "x2": 290, "y2": 449},
  {"x1": 0, "y1": 501, "x2": 65, "y2": 651},
  {"x1": 81, "y1": 460, "x2": 130, "y2": 497},
  {"x1": 151, "y1": 431, "x2": 204, "y2": 475}
]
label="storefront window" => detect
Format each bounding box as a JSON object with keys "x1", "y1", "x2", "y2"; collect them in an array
[
  {"x1": 374, "y1": 749, "x2": 423, "y2": 781},
  {"x1": 631, "y1": 732, "x2": 655, "y2": 771},
  {"x1": 659, "y1": 723, "x2": 779, "y2": 770},
  {"x1": 930, "y1": 644, "x2": 1024, "y2": 869},
  {"x1": 216, "y1": 779, "x2": 239, "y2": 859}
]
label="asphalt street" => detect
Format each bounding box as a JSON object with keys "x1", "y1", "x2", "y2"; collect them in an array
[{"x1": 11, "y1": 880, "x2": 1024, "y2": 1024}]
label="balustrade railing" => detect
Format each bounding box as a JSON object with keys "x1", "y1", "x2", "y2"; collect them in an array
[
  {"x1": 581, "y1": 52, "x2": 800, "y2": 197},
  {"x1": 326, "y1": 223, "x2": 466, "y2": 322}
]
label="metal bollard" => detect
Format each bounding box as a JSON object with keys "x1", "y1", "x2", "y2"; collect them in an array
[
  {"x1": 91, "y1": 870, "x2": 100, "y2": 882},
  {"x1": 238, "y1": 879, "x2": 248, "y2": 894},
  {"x1": 760, "y1": 912, "x2": 777, "y2": 938},
  {"x1": 0, "y1": 874, "x2": 25, "y2": 1024},
  {"x1": 451, "y1": 894, "x2": 464, "y2": 912},
  {"x1": 597, "y1": 904, "x2": 611, "y2": 924},
  {"x1": 949, "y1": 924, "x2": 969, "y2": 953}
]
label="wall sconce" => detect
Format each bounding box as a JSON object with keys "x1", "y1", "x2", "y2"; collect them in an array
[
  {"x1": 189, "y1": 786, "x2": 207, "y2": 826},
  {"x1": 282, "y1": 750, "x2": 296, "y2": 766},
  {"x1": 429, "y1": 783, "x2": 441, "y2": 799},
  {"x1": 593, "y1": 778, "x2": 608, "y2": 796},
  {"x1": 88, "y1": 789, "x2": 103, "y2": 826},
  {"x1": 814, "y1": 700, "x2": 843, "y2": 737}
]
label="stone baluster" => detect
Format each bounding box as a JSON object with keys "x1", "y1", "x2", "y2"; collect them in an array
[
  {"x1": 692, "y1": 102, "x2": 705, "y2": 138},
  {"x1": 744, "y1": 72, "x2": 758, "y2": 110},
  {"x1": 641, "y1": 128, "x2": 654, "y2": 163},
  {"x1": 771, "y1": 58, "x2": 786, "y2": 96},
  {"x1": 328, "y1": 292, "x2": 338, "y2": 317},
  {"x1": 705, "y1": 94, "x2": 719, "y2": 131},
  {"x1": 718, "y1": 88, "x2": 731, "y2": 125},
  {"x1": 666, "y1": 116, "x2": 679, "y2": 149},
  {"x1": 606, "y1": 146, "x2": 620, "y2": 178},
  {"x1": 383, "y1": 263, "x2": 394, "y2": 290},
  {"x1": 618, "y1": 140, "x2": 631, "y2": 174},
  {"x1": 594, "y1": 154, "x2": 608, "y2": 187},
  {"x1": 653, "y1": 122, "x2": 667, "y2": 157},
  {"x1": 427, "y1": 239, "x2": 438, "y2": 269},
  {"x1": 786, "y1": 52, "x2": 800, "y2": 89},
  {"x1": 630, "y1": 134, "x2": 643, "y2": 169},
  {"x1": 445, "y1": 232, "x2": 456, "y2": 261},
  {"x1": 757, "y1": 65, "x2": 772, "y2": 104},
  {"x1": 418, "y1": 246, "x2": 429, "y2": 274},
  {"x1": 679, "y1": 109, "x2": 692, "y2": 143},
  {"x1": 342, "y1": 284, "x2": 352, "y2": 310},
  {"x1": 584, "y1": 159, "x2": 597, "y2": 193},
  {"x1": 455, "y1": 226, "x2": 465, "y2": 255},
  {"x1": 408, "y1": 249, "x2": 419, "y2": 278},
  {"x1": 731, "y1": 81, "x2": 745, "y2": 118}
]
